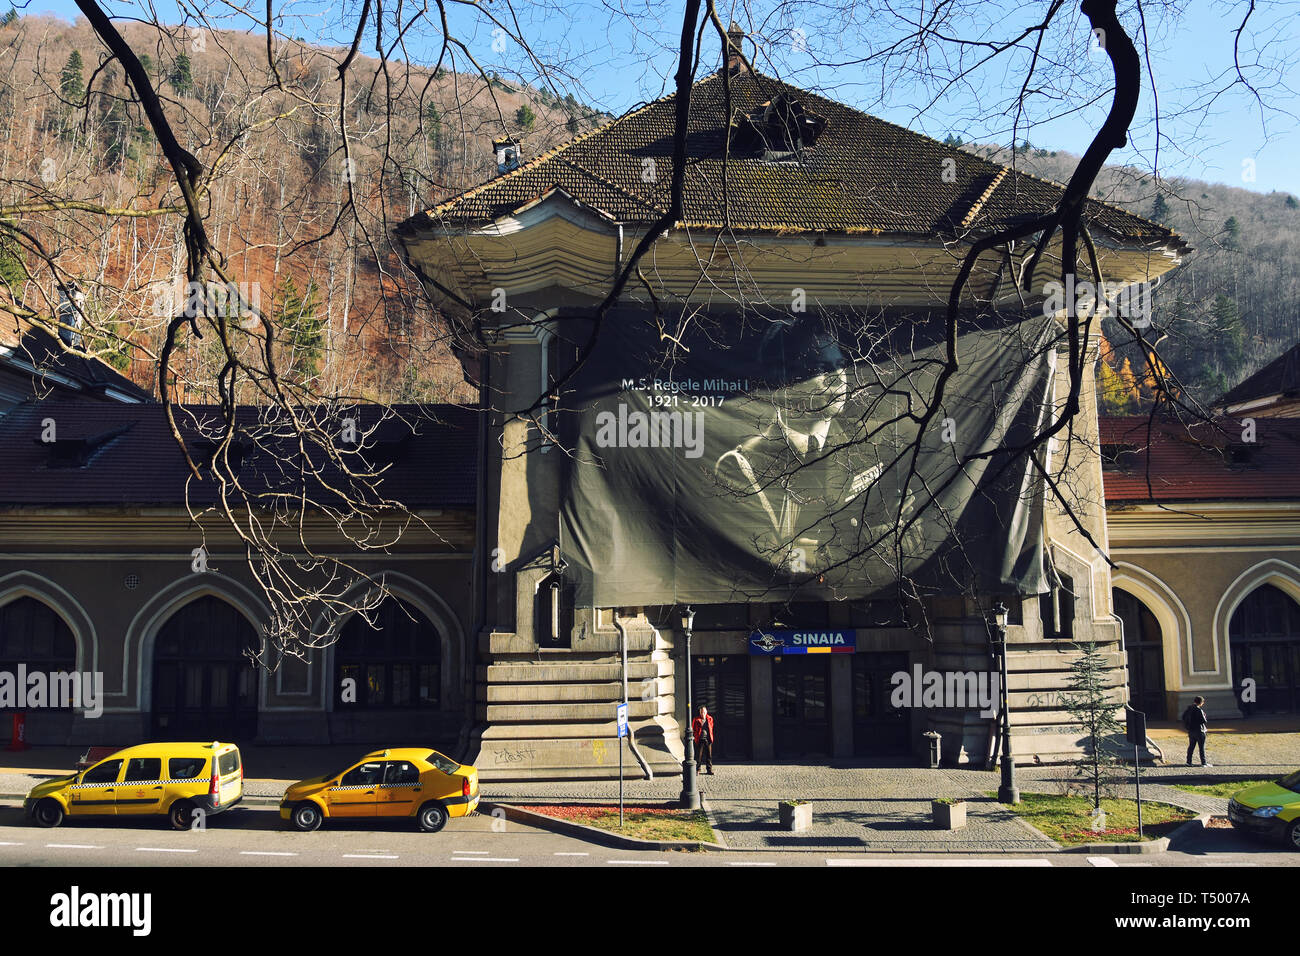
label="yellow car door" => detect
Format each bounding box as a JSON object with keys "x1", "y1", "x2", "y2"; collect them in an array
[
  {"x1": 116, "y1": 755, "x2": 166, "y2": 816},
  {"x1": 327, "y1": 760, "x2": 382, "y2": 818},
  {"x1": 377, "y1": 759, "x2": 423, "y2": 818},
  {"x1": 68, "y1": 757, "x2": 122, "y2": 817}
]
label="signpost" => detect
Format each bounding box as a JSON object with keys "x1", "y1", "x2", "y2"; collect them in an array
[
  {"x1": 616, "y1": 702, "x2": 628, "y2": 827},
  {"x1": 1126, "y1": 706, "x2": 1147, "y2": 840}
]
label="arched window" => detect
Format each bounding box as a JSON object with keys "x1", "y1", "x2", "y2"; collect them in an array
[
  {"x1": 1230, "y1": 584, "x2": 1300, "y2": 714},
  {"x1": 152, "y1": 595, "x2": 259, "y2": 740},
  {"x1": 1113, "y1": 588, "x2": 1166, "y2": 718},
  {"x1": 335, "y1": 599, "x2": 440, "y2": 709},
  {"x1": 0, "y1": 597, "x2": 77, "y2": 709}
]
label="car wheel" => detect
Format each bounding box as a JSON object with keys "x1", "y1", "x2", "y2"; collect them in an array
[
  {"x1": 168, "y1": 801, "x2": 198, "y2": 831},
  {"x1": 291, "y1": 802, "x2": 323, "y2": 832},
  {"x1": 32, "y1": 799, "x2": 64, "y2": 828},
  {"x1": 417, "y1": 801, "x2": 448, "y2": 833},
  {"x1": 1287, "y1": 820, "x2": 1300, "y2": 851}
]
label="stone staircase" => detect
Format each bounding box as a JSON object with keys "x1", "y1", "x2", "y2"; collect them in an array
[{"x1": 470, "y1": 616, "x2": 686, "y2": 781}]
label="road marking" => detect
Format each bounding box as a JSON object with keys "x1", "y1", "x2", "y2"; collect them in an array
[
  {"x1": 451, "y1": 856, "x2": 519, "y2": 862},
  {"x1": 46, "y1": 843, "x2": 101, "y2": 849},
  {"x1": 0, "y1": 841, "x2": 24, "y2": 846},
  {"x1": 554, "y1": 852, "x2": 589, "y2": 856},
  {"x1": 241, "y1": 851, "x2": 297, "y2": 857},
  {"x1": 1087, "y1": 857, "x2": 1119, "y2": 867},
  {"x1": 342, "y1": 853, "x2": 399, "y2": 859},
  {"x1": 606, "y1": 860, "x2": 669, "y2": 865},
  {"x1": 826, "y1": 858, "x2": 1053, "y2": 867},
  {"x1": 136, "y1": 847, "x2": 198, "y2": 853},
  {"x1": 728, "y1": 861, "x2": 776, "y2": 866},
  {"x1": 451, "y1": 850, "x2": 491, "y2": 855}
]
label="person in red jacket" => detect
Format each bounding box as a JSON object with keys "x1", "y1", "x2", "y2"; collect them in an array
[{"x1": 692, "y1": 705, "x2": 715, "y2": 774}]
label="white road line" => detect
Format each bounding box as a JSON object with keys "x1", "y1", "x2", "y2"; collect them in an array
[
  {"x1": 342, "y1": 853, "x2": 399, "y2": 859},
  {"x1": 826, "y1": 858, "x2": 1053, "y2": 867},
  {"x1": 607, "y1": 860, "x2": 670, "y2": 865},
  {"x1": 0, "y1": 841, "x2": 24, "y2": 846},
  {"x1": 728, "y1": 861, "x2": 776, "y2": 866},
  {"x1": 553, "y1": 852, "x2": 589, "y2": 856},
  {"x1": 1087, "y1": 857, "x2": 1119, "y2": 867},
  {"x1": 451, "y1": 857, "x2": 519, "y2": 862},
  {"x1": 240, "y1": 851, "x2": 297, "y2": 857},
  {"x1": 136, "y1": 847, "x2": 198, "y2": 854},
  {"x1": 451, "y1": 850, "x2": 491, "y2": 855},
  {"x1": 46, "y1": 843, "x2": 101, "y2": 849}
]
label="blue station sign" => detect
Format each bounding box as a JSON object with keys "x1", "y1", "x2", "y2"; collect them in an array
[{"x1": 748, "y1": 629, "x2": 857, "y2": 655}]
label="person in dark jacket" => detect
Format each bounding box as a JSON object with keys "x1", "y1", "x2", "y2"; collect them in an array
[
  {"x1": 692, "y1": 705, "x2": 715, "y2": 774},
  {"x1": 1182, "y1": 696, "x2": 1211, "y2": 767}
]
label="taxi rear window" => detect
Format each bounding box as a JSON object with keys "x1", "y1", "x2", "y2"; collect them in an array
[
  {"x1": 217, "y1": 751, "x2": 241, "y2": 776},
  {"x1": 425, "y1": 750, "x2": 460, "y2": 774}
]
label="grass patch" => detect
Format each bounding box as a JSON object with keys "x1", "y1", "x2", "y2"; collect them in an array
[
  {"x1": 1169, "y1": 779, "x2": 1275, "y2": 798},
  {"x1": 526, "y1": 803, "x2": 715, "y2": 842},
  {"x1": 998, "y1": 792, "x2": 1194, "y2": 845}
]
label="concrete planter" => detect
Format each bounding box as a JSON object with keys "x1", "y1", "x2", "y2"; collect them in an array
[
  {"x1": 779, "y1": 801, "x2": 812, "y2": 831},
  {"x1": 932, "y1": 800, "x2": 967, "y2": 830}
]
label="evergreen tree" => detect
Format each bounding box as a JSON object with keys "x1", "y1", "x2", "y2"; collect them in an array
[
  {"x1": 1150, "y1": 193, "x2": 1170, "y2": 224},
  {"x1": 1222, "y1": 216, "x2": 1240, "y2": 250},
  {"x1": 1286, "y1": 195, "x2": 1299, "y2": 210},
  {"x1": 1060, "y1": 643, "x2": 1125, "y2": 812},
  {"x1": 1209, "y1": 294, "x2": 1245, "y2": 372},
  {"x1": 424, "y1": 102, "x2": 442, "y2": 152},
  {"x1": 515, "y1": 103, "x2": 535, "y2": 131},
  {"x1": 566, "y1": 115, "x2": 579, "y2": 135},
  {"x1": 169, "y1": 52, "x2": 193, "y2": 95},
  {"x1": 60, "y1": 50, "x2": 85, "y2": 101},
  {"x1": 1, "y1": 9, "x2": 18, "y2": 26},
  {"x1": 276, "y1": 275, "x2": 324, "y2": 379},
  {"x1": 0, "y1": 224, "x2": 26, "y2": 293}
]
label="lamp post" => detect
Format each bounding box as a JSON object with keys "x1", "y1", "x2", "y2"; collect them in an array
[
  {"x1": 990, "y1": 602, "x2": 1019, "y2": 805},
  {"x1": 679, "y1": 606, "x2": 700, "y2": 810}
]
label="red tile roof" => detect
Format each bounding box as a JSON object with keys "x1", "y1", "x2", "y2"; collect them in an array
[
  {"x1": 1100, "y1": 415, "x2": 1300, "y2": 503},
  {"x1": 0, "y1": 398, "x2": 478, "y2": 509}
]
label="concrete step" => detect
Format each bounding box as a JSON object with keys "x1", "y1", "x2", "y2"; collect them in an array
[
  {"x1": 484, "y1": 679, "x2": 671, "y2": 703},
  {"x1": 480, "y1": 699, "x2": 666, "y2": 722},
  {"x1": 480, "y1": 662, "x2": 667, "y2": 683}
]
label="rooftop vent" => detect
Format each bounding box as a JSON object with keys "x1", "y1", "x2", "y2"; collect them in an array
[
  {"x1": 730, "y1": 93, "x2": 827, "y2": 161},
  {"x1": 493, "y1": 136, "x2": 521, "y2": 176},
  {"x1": 725, "y1": 21, "x2": 749, "y2": 74},
  {"x1": 56, "y1": 283, "x2": 85, "y2": 349}
]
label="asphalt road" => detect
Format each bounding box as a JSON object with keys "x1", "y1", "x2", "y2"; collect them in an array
[{"x1": 0, "y1": 802, "x2": 1294, "y2": 867}]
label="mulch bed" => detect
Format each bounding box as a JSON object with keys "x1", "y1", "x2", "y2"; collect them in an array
[{"x1": 525, "y1": 802, "x2": 687, "y2": 821}]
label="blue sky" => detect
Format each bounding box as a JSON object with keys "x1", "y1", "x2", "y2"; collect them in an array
[{"x1": 23, "y1": 0, "x2": 1300, "y2": 195}]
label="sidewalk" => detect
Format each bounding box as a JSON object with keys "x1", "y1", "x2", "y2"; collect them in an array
[{"x1": 1, "y1": 729, "x2": 1292, "y2": 851}]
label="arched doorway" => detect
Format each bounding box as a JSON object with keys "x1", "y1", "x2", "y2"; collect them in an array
[
  {"x1": 152, "y1": 596, "x2": 259, "y2": 741},
  {"x1": 334, "y1": 599, "x2": 441, "y2": 710},
  {"x1": 1230, "y1": 584, "x2": 1300, "y2": 714},
  {"x1": 1113, "y1": 588, "x2": 1167, "y2": 718},
  {"x1": 0, "y1": 597, "x2": 77, "y2": 709}
]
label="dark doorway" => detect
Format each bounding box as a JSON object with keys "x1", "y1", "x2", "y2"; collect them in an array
[
  {"x1": 691, "y1": 655, "x2": 750, "y2": 760},
  {"x1": 851, "y1": 652, "x2": 910, "y2": 756},
  {"x1": 1113, "y1": 588, "x2": 1167, "y2": 719},
  {"x1": 772, "y1": 655, "x2": 830, "y2": 758},
  {"x1": 1230, "y1": 584, "x2": 1300, "y2": 715},
  {"x1": 152, "y1": 596, "x2": 259, "y2": 741}
]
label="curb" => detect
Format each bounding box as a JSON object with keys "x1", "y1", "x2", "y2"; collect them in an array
[
  {"x1": 485, "y1": 801, "x2": 726, "y2": 852},
  {"x1": 1, "y1": 791, "x2": 282, "y2": 807}
]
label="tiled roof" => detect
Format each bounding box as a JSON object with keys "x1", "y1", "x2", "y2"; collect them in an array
[
  {"x1": 0, "y1": 398, "x2": 478, "y2": 508},
  {"x1": 406, "y1": 69, "x2": 1186, "y2": 249},
  {"x1": 1100, "y1": 415, "x2": 1300, "y2": 503},
  {"x1": 1, "y1": 326, "x2": 153, "y2": 402},
  {"x1": 1217, "y1": 340, "x2": 1300, "y2": 408}
]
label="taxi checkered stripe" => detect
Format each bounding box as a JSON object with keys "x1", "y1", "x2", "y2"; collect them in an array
[{"x1": 70, "y1": 778, "x2": 204, "y2": 790}]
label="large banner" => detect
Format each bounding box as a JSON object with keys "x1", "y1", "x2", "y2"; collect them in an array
[{"x1": 559, "y1": 307, "x2": 1055, "y2": 606}]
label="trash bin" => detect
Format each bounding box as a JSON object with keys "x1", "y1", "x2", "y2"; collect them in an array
[{"x1": 922, "y1": 730, "x2": 941, "y2": 768}]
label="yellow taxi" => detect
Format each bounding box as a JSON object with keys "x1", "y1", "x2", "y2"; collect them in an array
[
  {"x1": 24, "y1": 741, "x2": 243, "y2": 830},
  {"x1": 280, "y1": 747, "x2": 478, "y2": 832}
]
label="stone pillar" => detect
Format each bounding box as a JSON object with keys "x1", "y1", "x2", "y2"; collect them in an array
[
  {"x1": 830, "y1": 654, "x2": 853, "y2": 757},
  {"x1": 750, "y1": 655, "x2": 774, "y2": 759}
]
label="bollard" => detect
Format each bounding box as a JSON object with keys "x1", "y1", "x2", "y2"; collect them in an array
[{"x1": 922, "y1": 730, "x2": 941, "y2": 768}]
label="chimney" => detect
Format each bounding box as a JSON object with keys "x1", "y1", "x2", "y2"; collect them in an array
[
  {"x1": 725, "y1": 21, "x2": 748, "y2": 74},
  {"x1": 56, "y1": 282, "x2": 85, "y2": 349},
  {"x1": 492, "y1": 135, "x2": 520, "y2": 176}
]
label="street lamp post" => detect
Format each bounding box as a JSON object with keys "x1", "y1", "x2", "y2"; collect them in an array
[
  {"x1": 679, "y1": 606, "x2": 700, "y2": 810},
  {"x1": 991, "y1": 602, "x2": 1019, "y2": 805}
]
